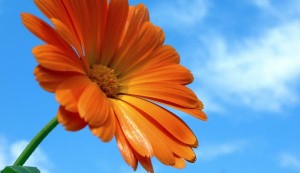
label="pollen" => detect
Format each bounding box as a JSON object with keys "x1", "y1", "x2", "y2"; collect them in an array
[{"x1": 89, "y1": 64, "x2": 119, "y2": 98}]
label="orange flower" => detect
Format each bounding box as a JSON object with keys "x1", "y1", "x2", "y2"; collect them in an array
[{"x1": 22, "y1": 0, "x2": 207, "y2": 172}]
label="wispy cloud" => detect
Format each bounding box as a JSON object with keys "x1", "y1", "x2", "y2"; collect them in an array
[
  {"x1": 0, "y1": 136, "x2": 52, "y2": 173},
  {"x1": 150, "y1": 0, "x2": 208, "y2": 31},
  {"x1": 251, "y1": 0, "x2": 272, "y2": 9},
  {"x1": 195, "y1": 21, "x2": 300, "y2": 113},
  {"x1": 197, "y1": 140, "x2": 248, "y2": 161},
  {"x1": 250, "y1": 0, "x2": 300, "y2": 20},
  {"x1": 279, "y1": 152, "x2": 300, "y2": 171}
]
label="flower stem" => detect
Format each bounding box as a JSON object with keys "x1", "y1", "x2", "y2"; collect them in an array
[{"x1": 13, "y1": 116, "x2": 59, "y2": 166}]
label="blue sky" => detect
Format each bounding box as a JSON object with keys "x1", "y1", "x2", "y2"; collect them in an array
[{"x1": 0, "y1": 0, "x2": 300, "y2": 173}]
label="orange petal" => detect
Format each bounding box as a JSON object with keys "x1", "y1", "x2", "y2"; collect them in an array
[
  {"x1": 115, "y1": 99, "x2": 175, "y2": 166},
  {"x1": 119, "y1": 64, "x2": 194, "y2": 85},
  {"x1": 63, "y1": 0, "x2": 101, "y2": 65},
  {"x1": 143, "y1": 45, "x2": 180, "y2": 66},
  {"x1": 119, "y1": 95, "x2": 198, "y2": 147},
  {"x1": 172, "y1": 105, "x2": 207, "y2": 121},
  {"x1": 111, "y1": 99, "x2": 153, "y2": 157},
  {"x1": 153, "y1": 97, "x2": 207, "y2": 121},
  {"x1": 115, "y1": 121, "x2": 138, "y2": 170},
  {"x1": 114, "y1": 99, "x2": 196, "y2": 163},
  {"x1": 33, "y1": 44, "x2": 85, "y2": 74},
  {"x1": 57, "y1": 106, "x2": 87, "y2": 131},
  {"x1": 34, "y1": 0, "x2": 77, "y2": 35},
  {"x1": 21, "y1": 13, "x2": 81, "y2": 62},
  {"x1": 101, "y1": 0, "x2": 129, "y2": 66},
  {"x1": 150, "y1": 127, "x2": 196, "y2": 163},
  {"x1": 34, "y1": 0, "x2": 101, "y2": 66},
  {"x1": 134, "y1": 153, "x2": 154, "y2": 173},
  {"x1": 155, "y1": 26, "x2": 165, "y2": 48},
  {"x1": 34, "y1": 65, "x2": 78, "y2": 93},
  {"x1": 83, "y1": 0, "x2": 106, "y2": 65},
  {"x1": 95, "y1": 0, "x2": 108, "y2": 64},
  {"x1": 117, "y1": 6, "x2": 134, "y2": 49},
  {"x1": 111, "y1": 4, "x2": 149, "y2": 66},
  {"x1": 51, "y1": 18, "x2": 84, "y2": 58},
  {"x1": 78, "y1": 82, "x2": 110, "y2": 127},
  {"x1": 119, "y1": 45, "x2": 180, "y2": 80},
  {"x1": 113, "y1": 22, "x2": 161, "y2": 76},
  {"x1": 53, "y1": 0, "x2": 84, "y2": 47},
  {"x1": 55, "y1": 75, "x2": 91, "y2": 112},
  {"x1": 120, "y1": 83, "x2": 199, "y2": 109},
  {"x1": 21, "y1": 13, "x2": 68, "y2": 49},
  {"x1": 119, "y1": 4, "x2": 149, "y2": 46},
  {"x1": 173, "y1": 155, "x2": 186, "y2": 169},
  {"x1": 171, "y1": 144, "x2": 196, "y2": 163},
  {"x1": 90, "y1": 104, "x2": 116, "y2": 142}
]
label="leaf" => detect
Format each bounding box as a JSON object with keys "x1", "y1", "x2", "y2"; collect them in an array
[{"x1": 1, "y1": 166, "x2": 40, "y2": 173}]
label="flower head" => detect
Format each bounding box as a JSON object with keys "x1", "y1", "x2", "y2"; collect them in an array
[{"x1": 22, "y1": 0, "x2": 207, "y2": 172}]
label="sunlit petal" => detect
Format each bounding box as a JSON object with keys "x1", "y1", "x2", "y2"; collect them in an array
[
  {"x1": 115, "y1": 121, "x2": 138, "y2": 170},
  {"x1": 119, "y1": 95, "x2": 198, "y2": 147}
]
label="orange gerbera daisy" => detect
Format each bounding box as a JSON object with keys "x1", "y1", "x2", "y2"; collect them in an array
[{"x1": 22, "y1": 0, "x2": 207, "y2": 172}]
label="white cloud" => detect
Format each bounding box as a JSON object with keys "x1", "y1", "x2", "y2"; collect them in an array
[
  {"x1": 0, "y1": 137, "x2": 52, "y2": 173},
  {"x1": 151, "y1": 0, "x2": 208, "y2": 31},
  {"x1": 279, "y1": 153, "x2": 300, "y2": 171},
  {"x1": 252, "y1": 0, "x2": 272, "y2": 9},
  {"x1": 195, "y1": 21, "x2": 300, "y2": 113},
  {"x1": 250, "y1": 0, "x2": 300, "y2": 19},
  {"x1": 197, "y1": 140, "x2": 248, "y2": 161}
]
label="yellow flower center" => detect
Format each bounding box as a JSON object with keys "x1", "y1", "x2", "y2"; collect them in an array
[{"x1": 89, "y1": 64, "x2": 119, "y2": 98}]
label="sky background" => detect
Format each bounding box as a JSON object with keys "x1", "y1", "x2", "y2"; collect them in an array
[{"x1": 0, "y1": 0, "x2": 300, "y2": 173}]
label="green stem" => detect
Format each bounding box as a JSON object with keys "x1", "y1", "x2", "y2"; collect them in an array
[{"x1": 13, "y1": 116, "x2": 59, "y2": 166}]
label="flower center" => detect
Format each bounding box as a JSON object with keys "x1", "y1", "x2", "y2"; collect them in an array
[{"x1": 89, "y1": 64, "x2": 119, "y2": 98}]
